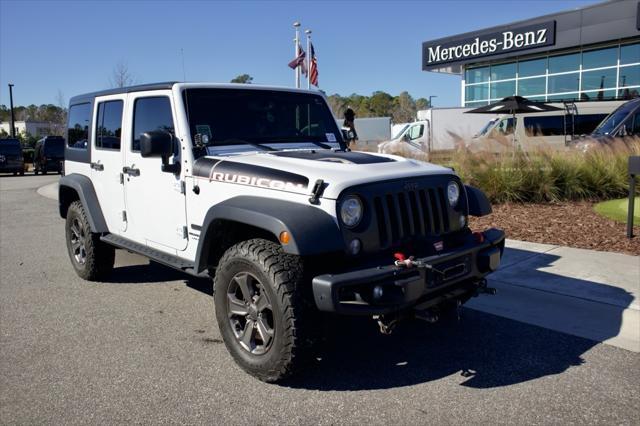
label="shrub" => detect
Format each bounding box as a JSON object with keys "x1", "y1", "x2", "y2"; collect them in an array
[{"x1": 388, "y1": 136, "x2": 640, "y2": 203}]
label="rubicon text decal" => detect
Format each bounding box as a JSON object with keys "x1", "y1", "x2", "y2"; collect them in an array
[{"x1": 422, "y1": 21, "x2": 555, "y2": 69}]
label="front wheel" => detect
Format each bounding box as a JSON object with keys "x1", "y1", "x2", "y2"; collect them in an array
[
  {"x1": 214, "y1": 239, "x2": 310, "y2": 382},
  {"x1": 65, "y1": 201, "x2": 115, "y2": 281}
]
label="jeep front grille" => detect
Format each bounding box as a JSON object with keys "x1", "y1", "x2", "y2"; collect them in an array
[{"x1": 373, "y1": 188, "x2": 450, "y2": 248}]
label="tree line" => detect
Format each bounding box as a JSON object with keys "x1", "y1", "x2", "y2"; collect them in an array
[{"x1": 327, "y1": 91, "x2": 430, "y2": 124}]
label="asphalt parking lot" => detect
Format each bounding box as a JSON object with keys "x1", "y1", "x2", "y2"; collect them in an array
[{"x1": 1, "y1": 174, "x2": 639, "y2": 425}]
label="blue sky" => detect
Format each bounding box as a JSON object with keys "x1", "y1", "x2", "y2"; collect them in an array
[{"x1": 0, "y1": 0, "x2": 599, "y2": 108}]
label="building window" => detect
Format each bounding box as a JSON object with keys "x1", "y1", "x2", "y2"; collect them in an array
[
  {"x1": 517, "y1": 77, "x2": 546, "y2": 97},
  {"x1": 548, "y1": 73, "x2": 580, "y2": 94},
  {"x1": 490, "y1": 62, "x2": 516, "y2": 81},
  {"x1": 581, "y1": 68, "x2": 617, "y2": 91},
  {"x1": 518, "y1": 58, "x2": 546, "y2": 77},
  {"x1": 465, "y1": 84, "x2": 488, "y2": 102},
  {"x1": 620, "y1": 43, "x2": 640, "y2": 65},
  {"x1": 465, "y1": 66, "x2": 489, "y2": 84},
  {"x1": 548, "y1": 52, "x2": 580, "y2": 74},
  {"x1": 464, "y1": 40, "x2": 639, "y2": 106},
  {"x1": 582, "y1": 46, "x2": 618, "y2": 70},
  {"x1": 491, "y1": 80, "x2": 516, "y2": 99}
]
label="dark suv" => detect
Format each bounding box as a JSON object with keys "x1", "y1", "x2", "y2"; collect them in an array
[
  {"x1": 0, "y1": 138, "x2": 25, "y2": 175},
  {"x1": 34, "y1": 136, "x2": 65, "y2": 174}
]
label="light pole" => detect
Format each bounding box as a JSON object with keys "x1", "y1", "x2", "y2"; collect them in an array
[
  {"x1": 8, "y1": 83, "x2": 16, "y2": 138},
  {"x1": 429, "y1": 95, "x2": 437, "y2": 108}
]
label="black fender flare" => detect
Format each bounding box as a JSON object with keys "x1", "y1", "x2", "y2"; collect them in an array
[
  {"x1": 194, "y1": 196, "x2": 343, "y2": 273},
  {"x1": 58, "y1": 174, "x2": 108, "y2": 233},
  {"x1": 464, "y1": 185, "x2": 492, "y2": 217}
]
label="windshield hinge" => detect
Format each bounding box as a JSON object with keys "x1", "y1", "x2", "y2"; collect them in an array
[{"x1": 308, "y1": 179, "x2": 326, "y2": 205}]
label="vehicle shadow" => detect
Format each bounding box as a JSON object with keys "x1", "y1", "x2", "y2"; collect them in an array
[{"x1": 108, "y1": 245, "x2": 633, "y2": 391}]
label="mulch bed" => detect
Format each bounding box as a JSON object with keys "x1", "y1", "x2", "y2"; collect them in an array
[{"x1": 469, "y1": 201, "x2": 640, "y2": 256}]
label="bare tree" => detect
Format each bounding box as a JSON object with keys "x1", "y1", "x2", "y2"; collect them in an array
[
  {"x1": 52, "y1": 90, "x2": 67, "y2": 136},
  {"x1": 110, "y1": 61, "x2": 136, "y2": 88}
]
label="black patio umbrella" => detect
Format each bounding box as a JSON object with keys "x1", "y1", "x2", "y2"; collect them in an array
[{"x1": 465, "y1": 96, "x2": 563, "y2": 145}]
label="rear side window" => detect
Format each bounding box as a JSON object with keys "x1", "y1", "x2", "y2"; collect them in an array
[
  {"x1": 0, "y1": 141, "x2": 21, "y2": 156},
  {"x1": 44, "y1": 139, "x2": 65, "y2": 156},
  {"x1": 132, "y1": 97, "x2": 174, "y2": 151},
  {"x1": 524, "y1": 116, "x2": 564, "y2": 136},
  {"x1": 95, "y1": 100, "x2": 124, "y2": 150},
  {"x1": 574, "y1": 114, "x2": 607, "y2": 135},
  {"x1": 67, "y1": 103, "x2": 91, "y2": 149}
]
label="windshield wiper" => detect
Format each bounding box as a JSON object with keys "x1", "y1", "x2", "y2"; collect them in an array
[{"x1": 212, "y1": 138, "x2": 277, "y2": 152}]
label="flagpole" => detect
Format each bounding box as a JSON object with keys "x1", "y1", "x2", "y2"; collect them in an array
[
  {"x1": 293, "y1": 21, "x2": 300, "y2": 89},
  {"x1": 305, "y1": 29, "x2": 312, "y2": 90}
]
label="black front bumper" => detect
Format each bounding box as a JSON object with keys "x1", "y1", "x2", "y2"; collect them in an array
[{"x1": 312, "y1": 228, "x2": 505, "y2": 315}]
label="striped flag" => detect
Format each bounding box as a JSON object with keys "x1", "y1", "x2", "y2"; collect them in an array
[
  {"x1": 309, "y1": 43, "x2": 318, "y2": 86},
  {"x1": 288, "y1": 43, "x2": 307, "y2": 76}
]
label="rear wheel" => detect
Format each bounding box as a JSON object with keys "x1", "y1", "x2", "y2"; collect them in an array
[
  {"x1": 65, "y1": 201, "x2": 115, "y2": 281},
  {"x1": 214, "y1": 239, "x2": 311, "y2": 382}
]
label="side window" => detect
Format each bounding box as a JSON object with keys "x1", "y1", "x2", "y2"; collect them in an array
[
  {"x1": 67, "y1": 103, "x2": 91, "y2": 149},
  {"x1": 408, "y1": 124, "x2": 424, "y2": 140},
  {"x1": 132, "y1": 97, "x2": 174, "y2": 152},
  {"x1": 95, "y1": 100, "x2": 123, "y2": 150}
]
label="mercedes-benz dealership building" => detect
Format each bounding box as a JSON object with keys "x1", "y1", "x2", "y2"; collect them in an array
[{"x1": 422, "y1": 0, "x2": 640, "y2": 107}]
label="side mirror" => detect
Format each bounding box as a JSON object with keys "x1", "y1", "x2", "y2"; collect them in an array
[
  {"x1": 403, "y1": 133, "x2": 411, "y2": 142},
  {"x1": 140, "y1": 131, "x2": 173, "y2": 158},
  {"x1": 139, "y1": 131, "x2": 180, "y2": 174}
]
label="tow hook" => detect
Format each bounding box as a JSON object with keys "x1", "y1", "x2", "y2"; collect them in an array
[
  {"x1": 374, "y1": 314, "x2": 398, "y2": 335},
  {"x1": 475, "y1": 278, "x2": 497, "y2": 296}
]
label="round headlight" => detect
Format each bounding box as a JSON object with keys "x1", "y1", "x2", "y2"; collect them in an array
[
  {"x1": 447, "y1": 181, "x2": 460, "y2": 207},
  {"x1": 340, "y1": 196, "x2": 363, "y2": 228}
]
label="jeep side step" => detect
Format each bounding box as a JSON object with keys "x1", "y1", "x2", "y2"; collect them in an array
[{"x1": 100, "y1": 234, "x2": 206, "y2": 277}]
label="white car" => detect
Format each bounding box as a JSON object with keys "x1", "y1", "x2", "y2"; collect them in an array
[{"x1": 59, "y1": 82, "x2": 505, "y2": 382}]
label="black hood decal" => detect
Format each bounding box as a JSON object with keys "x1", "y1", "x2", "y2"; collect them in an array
[
  {"x1": 193, "y1": 158, "x2": 309, "y2": 192},
  {"x1": 269, "y1": 150, "x2": 396, "y2": 164}
]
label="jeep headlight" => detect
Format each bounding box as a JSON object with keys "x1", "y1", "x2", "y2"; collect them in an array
[
  {"x1": 447, "y1": 181, "x2": 460, "y2": 207},
  {"x1": 340, "y1": 196, "x2": 363, "y2": 228}
]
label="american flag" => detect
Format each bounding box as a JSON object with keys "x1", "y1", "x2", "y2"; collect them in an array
[
  {"x1": 309, "y1": 43, "x2": 318, "y2": 86},
  {"x1": 288, "y1": 43, "x2": 307, "y2": 76}
]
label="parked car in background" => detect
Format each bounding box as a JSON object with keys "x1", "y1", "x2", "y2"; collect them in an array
[
  {"x1": 571, "y1": 97, "x2": 640, "y2": 151},
  {"x1": 470, "y1": 100, "x2": 625, "y2": 151},
  {"x1": 34, "y1": 136, "x2": 65, "y2": 174},
  {"x1": 0, "y1": 138, "x2": 25, "y2": 175}
]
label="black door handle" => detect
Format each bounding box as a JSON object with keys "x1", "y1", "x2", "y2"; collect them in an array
[
  {"x1": 122, "y1": 166, "x2": 140, "y2": 177},
  {"x1": 90, "y1": 162, "x2": 104, "y2": 171}
]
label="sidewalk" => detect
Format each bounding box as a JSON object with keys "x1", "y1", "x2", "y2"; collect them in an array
[{"x1": 467, "y1": 239, "x2": 640, "y2": 352}]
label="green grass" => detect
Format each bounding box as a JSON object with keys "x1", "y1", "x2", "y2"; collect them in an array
[{"x1": 594, "y1": 197, "x2": 640, "y2": 224}]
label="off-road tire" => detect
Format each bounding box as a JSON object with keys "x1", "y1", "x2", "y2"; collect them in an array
[
  {"x1": 65, "y1": 200, "x2": 115, "y2": 281},
  {"x1": 214, "y1": 239, "x2": 311, "y2": 382}
]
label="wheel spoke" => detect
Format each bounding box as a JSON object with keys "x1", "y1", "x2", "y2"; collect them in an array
[
  {"x1": 254, "y1": 292, "x2": 271, "y2": 313},
  {"x1": 233, "y1": 273, "x2": 253, "y2": 301},
  {"x1": 71, "y1": 240, "x2": 81, "y2": 251},
  {"x1": 227, "y1": 294, "x2": 249, "y2": 317},
  {"x1": 256, "y1": 317, "x2": 273, "y2": 347},
  {"x1": 241, "y1": 319, "x2": 255, "y2": 349}
]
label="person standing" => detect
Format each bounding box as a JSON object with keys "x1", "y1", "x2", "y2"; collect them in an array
[{"x1": 342, "y1": 108, "x2": 358, "y2": 148}]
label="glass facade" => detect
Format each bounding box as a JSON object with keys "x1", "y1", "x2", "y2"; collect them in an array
[{"x1": 464, "y1": 41, "x2": 640, "y2": 106}]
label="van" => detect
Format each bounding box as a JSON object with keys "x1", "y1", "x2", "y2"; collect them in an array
[
  {"x1": 34, "y1": 136, "x2": 65, "y2": 174},
  {"x1": 471, "y1": 100, "x2": 625, "y2": 150},
  {"x1": 0, "y1": 138, "x2": 25, "y2": 175}
]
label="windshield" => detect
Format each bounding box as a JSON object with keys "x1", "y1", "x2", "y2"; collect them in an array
[
  {"x1": 477, "y1": 118, "x2": 499, "y2": 137},
  {"x1": 183, "y1": 88, "x2": 344, "y2": 151},
  {"x1": 0, "y1": 141, "x2": 22, "y2": 156},
  {"x1": 392, "y1": 124, "x2": 409, "y2": 140},
  {"x1": 592, "y1": 101, "x2": 638, "y2": 135},
  {"x1": 44, "y1": 139, "x2": 65, "y2": 156}
]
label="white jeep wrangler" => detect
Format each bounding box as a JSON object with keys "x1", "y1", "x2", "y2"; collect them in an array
[{"x1": 59, "y1": 82, "x2": 505, "y2": 382}]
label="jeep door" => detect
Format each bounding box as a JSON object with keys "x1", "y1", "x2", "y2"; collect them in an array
[
  {"x1": 91, "y1": 95, "x2": 127, "y2": 233},
  {"x1": 123, "y1": 92, "x2": 188, "y2": 251}
]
